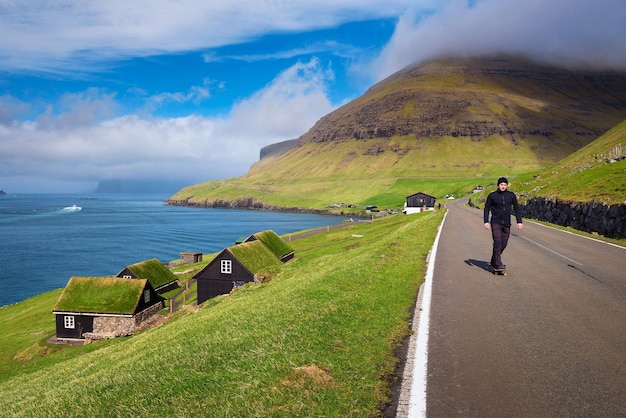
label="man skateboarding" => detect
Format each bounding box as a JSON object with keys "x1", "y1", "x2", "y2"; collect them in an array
[{"x1": 484, "y1": 177, "x2": 523, "y2": 274}]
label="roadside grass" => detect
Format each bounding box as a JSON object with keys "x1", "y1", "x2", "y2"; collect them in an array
[{"x1": 0, "y1": 211, "x2": 443, "y2": 417}]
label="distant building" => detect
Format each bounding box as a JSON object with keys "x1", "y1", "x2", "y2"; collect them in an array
[
  {"x1": 403, "y1": 192, "x2": 437, "y2": 214},
  {"x1": 180, "y1": 251, "x2": 203, "y2": 264}
]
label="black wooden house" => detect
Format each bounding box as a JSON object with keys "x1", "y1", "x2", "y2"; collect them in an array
[
  {"x1": 52, "y1": 276, "x2": 164, "y2": 340},
  {"x1": 403, "y1": 192, "x2": 437, "y2": 214},
  {"x1": 195, "y1": 232, "x2": 294, "y2": 305}
]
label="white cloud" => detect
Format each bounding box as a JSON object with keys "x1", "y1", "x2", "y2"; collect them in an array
[
  {"x1": 370, "y1": 0, "x2": 626, "y2": 81},
  {"x1": 0, "y1": 59, "x2": 334, "y2": 192},
  {"x1": 203, "y1": 41, "x2": 361, "y2": 63},
  {"x1": 0, "y1": 0, "x2": 419, "y2": 75}
]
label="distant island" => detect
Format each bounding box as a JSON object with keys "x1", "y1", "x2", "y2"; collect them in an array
[{"x1": 0, "y1": 190, "x2": 6, "y2": 195}]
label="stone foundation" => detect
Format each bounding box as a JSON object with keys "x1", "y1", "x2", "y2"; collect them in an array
[{"x1": 88, "y1": 302, "x2": 164, "y2": 339}]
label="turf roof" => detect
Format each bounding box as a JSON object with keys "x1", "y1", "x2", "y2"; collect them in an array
[
  {"x1": 248, "y1": 230, "x2": 294, "y2": 259},
  {"x1": 53, "y1": 277, "x2": 146, "y2": 315},
  {"x1": 126, "y1": 258, "x2": 176, "y2": 289},
  {"x1": 226, "y1": 240, "x2": 282, "y2": 274}
]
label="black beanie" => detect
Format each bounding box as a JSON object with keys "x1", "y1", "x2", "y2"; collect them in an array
[{"x1": 498, "y1": 177, "x2": 508, "y2": 185}]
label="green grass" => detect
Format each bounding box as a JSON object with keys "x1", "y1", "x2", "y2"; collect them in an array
[
  {"x1": 515, "y1": 119, "x2": 626, "y2": 204},
  {"x1": 0, "y1": 290, "x2": 119, "y2": 381},
  {"x1": 171, "y1": 174, "x2": 498, "y2": 214},
  {"x1": 0, "y1": 210, "x2": 444, "y2": 417}
]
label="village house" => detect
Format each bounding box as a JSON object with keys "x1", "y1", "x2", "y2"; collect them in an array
[
  {"x1": 243, "y1": 230, "x2": 295, "y2": 262},
  {"x1": 403, "y1": 192, "x2": 437, "y2": 214},
  {"x1": 116, "y1": 258, "x2": 179, "y2": 294},
  {"x1": 52, "y1": 276, "x2": 164, "y2": 341},
  {"x1": 195, "y1": 231, "x2": 294, "y2": 304}
]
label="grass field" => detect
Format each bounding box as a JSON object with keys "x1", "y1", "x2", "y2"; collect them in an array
[{"x1": 0, "y1": 210, "x2": 443, "y2": 417}]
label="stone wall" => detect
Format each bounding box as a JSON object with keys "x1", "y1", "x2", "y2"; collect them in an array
[
  {"x1": 522, "y1": 197, "x2": 626, "y2": 238},
  {"x1": 91, "y1": 302, "x2": 164, "y2": 338}
]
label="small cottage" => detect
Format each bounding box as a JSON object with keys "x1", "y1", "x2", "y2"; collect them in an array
[
  {"x1": 243, "y1": 230, "x2": 295, "y2": 262},
  {"x1": 52, "y1": 276, "x2": 164, "y2": 340},
  {"x1": 117, "y1": 258, "x2": 178, "y2": 294},
  {"x1": 195, "y1": 239, "x2": 284, "y2": 305},
  {"x1": 403, "y1": 192, "x2": 437, "y2": 214},
  {"x1": 180, "y1": 252, "x2": 203, "y2": 264}
]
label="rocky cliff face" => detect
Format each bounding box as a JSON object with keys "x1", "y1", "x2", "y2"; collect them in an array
[{"x1": 296, "y1": 56, "x2": 626, "y2": 161}]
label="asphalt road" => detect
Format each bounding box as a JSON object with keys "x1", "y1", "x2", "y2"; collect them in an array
[{"x1": 424, "y1": 198, "x2": 626, "y2": 417}]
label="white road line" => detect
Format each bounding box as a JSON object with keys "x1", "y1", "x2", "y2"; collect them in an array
[
  {"x1": 406, "y1": 210, "x2": 448, "y2": 417},
  {"x1": 529, "y1": 220, "x2": 626, "y2": 250},
  {"x1": 518, "y1": 235, "x2": 583, "y2": 266}
]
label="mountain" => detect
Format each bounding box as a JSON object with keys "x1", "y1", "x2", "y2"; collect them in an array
[
  {"x1": 246, "y1": 55, "x2": 626, "y2": 181},
  {"x1": 170, "y1": 56, "x2": 626, "y2": 211},
  {"x1": 259, "y1": 138, "x2": 298, "y2": 160}
]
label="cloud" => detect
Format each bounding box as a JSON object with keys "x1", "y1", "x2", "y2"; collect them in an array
[
  {"x1": 203, "y1": 41, "x2": 361, "y2": 64},
  {"x1": 0, "y1": 0, "x2": 418, "y2": 75},
  {"x1": 0, "y1": 59, "x2": 334, "y2": 192},
  {"x1": 371, "y1": 0, "x2": 626, "y2": 81}
]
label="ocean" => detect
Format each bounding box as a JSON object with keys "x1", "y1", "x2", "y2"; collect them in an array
[{"x1": 0, "y1": 193, "x2": 341, "y2": 307}]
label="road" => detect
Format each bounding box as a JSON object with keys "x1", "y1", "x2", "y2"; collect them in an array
[{"x1": 404, "y1": 198, "x2": 626, "y2": 417}]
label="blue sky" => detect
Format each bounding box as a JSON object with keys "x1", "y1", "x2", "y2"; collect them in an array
[{"x1": 1, "y1": 0, "x2": 625, "y2": 193}]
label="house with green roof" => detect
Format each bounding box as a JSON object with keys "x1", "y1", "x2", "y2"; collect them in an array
[
  {"x1": 243, "y1": 230, "x2": 294, "y2": 262},
  {"x1": 52, "y1": 276, "x2": 164, "y2": 340},
  {"x1": 116, "y1": 258, "x2": 179, "y2": 293},
  {"x1": 195, "y1": 237, "x2": 288, "y2": 305}
]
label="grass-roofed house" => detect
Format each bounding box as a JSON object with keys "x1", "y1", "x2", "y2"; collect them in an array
[
  {"x1": 243, "y1": 230, "x2": 295, "y2": 262},
  {"x1": 117, "y1": 258, "x2": 179, "y2": 294},
  {"x1": 52, "y1": 276, "x2": 165, "y2": 341},
  {"x1": 195, "y1": 233, "x2": 294, "y2": 304}
]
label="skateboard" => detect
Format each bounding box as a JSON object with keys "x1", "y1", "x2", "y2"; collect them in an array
[{"x1": 492, "y1": 267, "x2": 507, "y2": 276}]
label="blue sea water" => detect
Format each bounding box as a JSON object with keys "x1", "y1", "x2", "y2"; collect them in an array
[{"x1": 0, "y1": 193, "x2": 341, "y2": 307}]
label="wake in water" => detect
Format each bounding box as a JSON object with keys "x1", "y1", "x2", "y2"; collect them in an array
[{"x1": 60, "y1": 204, "x2": 82, "y2": 213}]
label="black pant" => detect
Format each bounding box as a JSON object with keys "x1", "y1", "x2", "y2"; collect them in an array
[{"x1": 490, "y1": 223, "x2": 510, "y2": 268}]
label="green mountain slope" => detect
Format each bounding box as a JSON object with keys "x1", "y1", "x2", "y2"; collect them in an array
[
  {"x1": 170, "y1": 56, "x2": 626, "y2": 210},
  {"x1": 517, "y1": 118, "x2": 626, "y2": 204}
]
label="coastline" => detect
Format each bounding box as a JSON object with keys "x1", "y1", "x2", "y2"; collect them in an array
[{"x1": 165, "y1": 197, "x2": 374, "y2": 219}]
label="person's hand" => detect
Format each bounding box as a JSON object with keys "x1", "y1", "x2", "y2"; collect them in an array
[
  {"x1": 484, "y1": 223, "x2": 490, "y2": 230},
  {"x1": 517, "y1": 223, "x2": 523, "y2": 230}
]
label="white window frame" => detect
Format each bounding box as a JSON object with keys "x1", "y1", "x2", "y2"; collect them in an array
[
  {"x1": 64, "y1": 315, "x2": 75, "y2": 329},
  {"x1": 144, "y1": 289, "x2": 150, "y2": 303},
  {"x1": 221, "y1": 259, "x2": 232, "y2": 274}
]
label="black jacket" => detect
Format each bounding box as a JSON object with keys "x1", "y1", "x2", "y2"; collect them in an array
[{"x1": 484, "y1": 190, "x2": 523, "y2": 226}]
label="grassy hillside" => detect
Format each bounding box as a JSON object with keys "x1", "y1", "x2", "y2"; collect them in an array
[
  {"x1": 515, "y1": 118, "x2": 626, "y2": 204},
  {"x1": 0, "y1": 211, "x2": 443, "y2": 417},
  {"x1": 170, "y1": 174, "x2": 484, "y2": 213}
]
